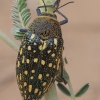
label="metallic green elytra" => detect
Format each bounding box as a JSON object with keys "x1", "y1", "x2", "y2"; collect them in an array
[{"x1": 16, "y1": 0, "x2": 74, "y2": 100}]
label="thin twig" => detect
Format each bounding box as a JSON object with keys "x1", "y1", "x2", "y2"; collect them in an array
[
  {"x1": 67, "y1": 79, "x2": 75, "y2": 100},
  {"x1": 0, "y1": 31, "x2": 19, "y2": 52}
]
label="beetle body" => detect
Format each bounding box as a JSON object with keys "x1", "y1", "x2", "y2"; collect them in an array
[{"x1": 16, "y1": 13, "x2": 63, "y2": 100}]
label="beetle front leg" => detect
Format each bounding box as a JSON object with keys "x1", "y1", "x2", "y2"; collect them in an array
[
  {"x1": 59, "y1": 19, "x2": 68, "y2": 25},
  {"x1": 55, "y1": 10, "x2": 68, "y2": 25},
  {"x1": 19, "y1": 29, "x2": 28, "y2": 32},
  {"x1": 36, "y1": 7, "x2": 42, "y2": 16}
]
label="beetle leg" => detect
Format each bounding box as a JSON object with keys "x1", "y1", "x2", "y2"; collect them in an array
[
  {"x1": 36, "y1": 7, "x2": 42, "y2": 16},
  {"x1": 56, "y1": 10, "x2": 68, "y2": 25},
  {"x1": 59, "y1": 19, "x2": 68, "y2": 25},
  {"x1": 52, "y1": 0, "x2": 61, "y2": 11},
  {"x1": 36, "y1": 5, "x2": 52, "y2": 16},
  {"x1": 19, "y1": 29, "x2": 28, "y2": 32}
]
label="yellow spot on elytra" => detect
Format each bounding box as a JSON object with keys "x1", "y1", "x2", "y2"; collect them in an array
[
  {"x1": 54, "y1": 38, "x2": 57, "y2": 45},
  {"x1": 20, "y1": 48, "x2": 23, "y2": 55},
  {"x1": 20, "y1": 91, "x2": 23, "y2": 94},
  {"x1": 24, "y1": 82, "x2": 27, "y2": 86},
  {"x1": 54, "y1": 47, "x2": 57, "y2": 49},
  {"x1": 46, "y1": 74, "x2": 49, "y2": 77},
  {"x1": 30, "y1": 34, "x2": 35, "y2": 39},
  {"x1": 16, "y1": 75, "x2": 18, "y2": 80},
  {"x1": 53, "y1": 65, "x2": 56, "y2": 68},
  {"x1": 39, "y1": 91, "x2": 41, "y2": 95},
  {"x1": 23, "y1": 45, "x2": 25, "y2": 48},
  {"x1": 49, "y1": 63, "x2": 52, "y2": 67},
  {"x1": 39, "y1": 45, "x2": 42, "y2": 50},
  {"x1": 34, "y1": 42, "x2": 37, "y2": 45},
  {"x1": 51, "y1": 53, "x2": 55, "y2": 57},
  {"x1": 38, "y1": 74, "x2": 42, "y2": 80},
  {"x1": 24, "y1": 70, "x2": 28, "y2": 75},
  {"x1": 31, "y1": 70, "x2": 35, "y2": 73},
  {"x1": 40, "y1": 39, "x2": 43, "y2": 43},
  {"x1": 28, "y1": 46, "x2": 31, "y2": 50},
  {"x1": 42, "y1": 41, "x2": 46, "y2": 50},
  {"x1": 28, "y1": 85, "x2": 32, "y2": 92},
  {"x1": 28, "y1": 96, "x2": 30, "y2": 99},
  {"x1": 33, "y1": 58, "x2": 38, "y2": 63},
  {"x1": 30, "y1": 76, "x2": 34, "y2": 79},
  {"x1": 26, "y1": 59, "x2": 30, "y2": 63},
  {"x1": 50, "y1": 42, "x2": 52, "y2": 45},
  {"x1": 42, "y1": 82, "x2": 47, "y2": 86},
  {"x1": 22, "y1": 56, "x2": 25, "y2": 63},
  {"x1": 41, "y1": 60, "x2": 45, "y2": 65},
  {"x1": 24, "y1": 91, "x2": 26, "y2": 93},
  {"x1": 47, "y1": 50, "x2": 51, "y2": 53},
  {"x1": 33, "y1": 50, "x2": 36, "y2": 53},
  {"x1": 20, "y1": 73, "x2": 22, "y2": 80},
  {"x1": 34, "y1": 88, "x2": 38, "y2": 93},
  {"x1": 17, "y1": 61, "x2": 20, "y2": 67},
  {"x1": 20, "y1": 85, "x2": 22, "y2": 89},
  {"x1": 24, "y1": 95, "x2": 26, "y2": 99},
  {"x1": 57, "y1": 65, "x2": 60, "y2": 70},
  {"x1": 57, "y1": 59, "x2": 60, "y2": 70}
]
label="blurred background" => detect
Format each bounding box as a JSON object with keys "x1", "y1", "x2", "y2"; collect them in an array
[{"x1": 0, "y1": 0, "x2": 100, "y2": 100}]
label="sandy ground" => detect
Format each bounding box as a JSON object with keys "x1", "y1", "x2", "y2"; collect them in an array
[{"x1": 0, "y1": 0, "x2": 100, "y2": 100}]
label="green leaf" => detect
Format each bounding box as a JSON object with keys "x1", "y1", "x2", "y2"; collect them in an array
[
  {"x1": 12, "y1": 5, "x2": 18, "y2": 10},
  {"x1": 11, "y1": 27, "x2": 26, "y2": 41},
  {"x1": 12, "y1": 16, "x2": 20, "y2": 23},
  {"x1": 12, "y1": 7, "x2": 18, "y2": 13},
  {"x1": 21, "y1": 8, "x2": 30, "y2": 16},
  {"x1": 23, "y1": 15, "x2": 31, "y2": 26},
  {"x1": 18, "y1": 0, "x2": 27, "y2": 5},
  {"x1": 12, "y1": 0, "x2": 31, "y2": 40},
  {"x1": 12, "y1": 13, "x2": 19, "y2": 17},
  {"x1": 75, "y1": 83, "x2": 89, "y2": 97},
  {"x1": 19, "y1": 2, "x2": 27, "y2": 12},
  {"x1": 11, "y1": 27, "x2": 21, "y2": 34},
  {"x1": 12, "y1": 0, "x2": 31, "y2": 30},
  {"x1": 22, "y1": 12, "x2": 31, "y2": 20},
  {"x1": 57, "y1": 83, "x2": 70, "y2": 96},
  {"x1": 15, "y1": 32, "x2": 25, "y2": 37},
  {"x1": 63, "y1": 69, "x2": 69, "y2": 80},
  {"x1": 13, "y1": 22, "x2": 22, "y2": 28}
]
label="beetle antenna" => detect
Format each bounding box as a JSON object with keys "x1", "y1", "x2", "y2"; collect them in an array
[
  {"x1": 52, "y1": 0, "x2": 60, "y2": 11},
  {"x1": 42, "y1": 0, "x2": 47, "y2": 11},
  {"x1": 58, "y1": 1, "x2": 74, "y2": 10}
]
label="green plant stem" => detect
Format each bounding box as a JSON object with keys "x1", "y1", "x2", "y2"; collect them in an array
[
  {"x1": 67, "y1": 79, "x2": 75, "y2": 100},
  {"x1": 44, "y1": 84, "x2": 58, "y2": 100},
  {"x1": 0, "y1": 31, "x2": 19, "y2": 52}
]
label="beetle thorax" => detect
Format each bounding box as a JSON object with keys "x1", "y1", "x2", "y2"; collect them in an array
[
  {"x1": 39, "y1": 12, "x2": 57, "y2": 19},
  {"x1": 28, "y1": 15, "x2": 62, "y2": 40}
]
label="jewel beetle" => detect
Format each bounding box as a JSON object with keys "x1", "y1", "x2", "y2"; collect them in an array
[{"x1": 16, "y1": 0, "x2": 74, "y2": 100}]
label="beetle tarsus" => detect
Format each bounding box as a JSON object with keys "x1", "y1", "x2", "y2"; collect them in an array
[
  {"x1": 20, "y1": 29, "x2": 28, "y2": 32},
  {"x1": 62, "y1": 77, "x2": 67, "y2": 85}
]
